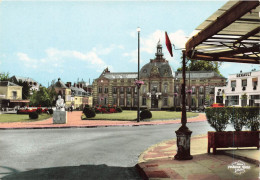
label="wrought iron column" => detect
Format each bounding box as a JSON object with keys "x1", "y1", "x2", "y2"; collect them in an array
[{"x1": 174, "y1": 50, "x2": 193, "y2": 160}]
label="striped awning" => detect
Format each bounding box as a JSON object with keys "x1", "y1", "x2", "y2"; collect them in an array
[{"x1": 185, "y1": 0, "x2": 259, "y2": 64}]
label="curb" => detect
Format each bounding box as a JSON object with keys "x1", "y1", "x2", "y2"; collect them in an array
[
  {"x1": 135, "y1": 164, "x2": 149, "y2": 180},
  {"x1": 220, "y1": 150, "x2": 260, "y2": 166},
  {"x1": 0, "y1": 119, "x2": 207, "y2": 130}
]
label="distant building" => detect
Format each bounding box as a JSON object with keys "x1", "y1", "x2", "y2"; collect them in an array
[
  {"x1": 93, "y1": 41, "x2": 226, "y2": 110},
  {"x1": 215, "y1": 70, "x2": 260, "y2": 107},
  {"x1": 0, "y1": 81, "x2": 29, "y2": 109},
  {"x1": 66, "y1": 82, "x2": 93, "y2": 109},
  {"x1": 10, "y1": 76, "x2": 40, "y2": 93},
  {"x1": 50, "y1": 78, "x2": 72, "y2": 108},
  {"x1": 175, "y1": 71, "x2": 226, "y2": 109}
]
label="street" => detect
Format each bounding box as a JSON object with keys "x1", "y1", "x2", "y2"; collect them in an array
[{"x1": 0, "y1": 121, "x2": 215, "y2": 179}]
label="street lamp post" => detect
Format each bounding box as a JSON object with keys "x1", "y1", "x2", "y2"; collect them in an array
[
  {"x1": 137, "y1": 27, "x2": 141, "y2": 122},
  {"x1": 174, "y1": 50, "x2": 193, "y2": 160}
]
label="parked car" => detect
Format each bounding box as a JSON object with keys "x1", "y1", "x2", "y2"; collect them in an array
[{"x1": 210, "y1": 103, "x2": 224, "y2": 108}]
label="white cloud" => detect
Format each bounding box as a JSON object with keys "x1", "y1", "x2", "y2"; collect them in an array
[
  {"x1": 17, "y1": 47, "x2": 114, "y2": 73},
  {"x1": 124, "y1": 29, "x2": 187, "y2": 65},
  {"x1": 168, "y1": 30, "x2": 189, "y2": 49},
  {"x1": 140, "y1": 30, "x2": 164, "y2": 54},
  {"x1": 137, "y1": 29, "x2": 189, "y2": 54},
  {"x1": 17, "y1": 53, "x2": 38, "y2": 69}
]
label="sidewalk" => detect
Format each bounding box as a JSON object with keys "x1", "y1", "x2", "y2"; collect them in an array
[
  {"x1": 0, "y1": 111, "x2": 207, "y2": 129},
  {"x1": 136, "y1": 135, "x2": 260, "y2": 180}
]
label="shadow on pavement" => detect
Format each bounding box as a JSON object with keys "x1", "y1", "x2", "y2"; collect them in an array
[{"x1": 1, "y1": 164, "x2": 142, "y2": 180}]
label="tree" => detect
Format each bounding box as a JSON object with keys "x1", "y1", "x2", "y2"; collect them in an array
[
  {"x1": 177, "y1": 59, "x2": 222, "y2": 75},
  {"x1": 15, "y1": 80, "x2": 31, "y2": 100},
  {"x1": 0, "y1": 72, "x2": 10, "y2": 81},
  {"x1": 30, "y1": 87, "x2": 56, "y2": 107}
]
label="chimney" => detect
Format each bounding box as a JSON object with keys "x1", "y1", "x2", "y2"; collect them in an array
[
  {"x1": 74, "y1": 83, "x2": 76, "y2": 87},
  {"x1": 80, "y1": 83, "x2": 83, "y2": 88},
  {"x1": 66, "y1": 82, "x2": 71, "y2": 88},
  {"x1": 77, "y1": 84, "x2": 79, "y2": 88}
]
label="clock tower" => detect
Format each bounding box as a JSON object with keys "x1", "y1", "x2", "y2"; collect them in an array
[{"x1": 152, "y1": 39, "x2": 167, "y2": 62}]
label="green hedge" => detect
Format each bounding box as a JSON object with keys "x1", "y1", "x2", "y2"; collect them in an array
[{"x1": 205, "y1": 107, "x2": 260, "y2": 132}]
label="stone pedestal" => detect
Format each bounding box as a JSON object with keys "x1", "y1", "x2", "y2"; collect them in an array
[
  {"x1": 53, "y1": 110, "x2": 67, "y2": 124},
  {"x1": 174, "y1": 126, "x2": 193, "y2": 160}
]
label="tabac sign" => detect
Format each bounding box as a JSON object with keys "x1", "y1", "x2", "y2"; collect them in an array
[{"x1": 236, "y1": 72, "x2": 251, "y2": 77}]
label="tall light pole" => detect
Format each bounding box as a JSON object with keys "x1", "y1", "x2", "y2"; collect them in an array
[{"x1": 137, "y1": 27, "x2": 141, "y2": 122}]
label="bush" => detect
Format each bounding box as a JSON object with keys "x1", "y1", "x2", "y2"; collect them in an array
[
  {"x1": 36, "y1": 108, "x2": 42, "y2": 114},
  {"x1": 48, "y1": 109, "x2": 53, "y2": 115},
  {"x1": 29, "y1": 112, "x2": 39, "y2": 119},
  {"x1": 176, "y1": 106, "x2": 182, "y2": 112},
  {"x1": 84, "y1": 108, "x2": 96, "y2": 118},
  {"x1": 205, "y1": 107, "x2": 260, "y2": 132},
  {"x1": 205, "y1": 107, "x2": 229, "y2": 132},
  {"x1": 227, "y1": 107, "x2": 246, "y2": 131},
  {"x1": 169, "y1": 107, "x2": 175, "y2": 111},
  {"x1": 83, "y1": 106, "x2": 90, "y2": 114},
  {"x1": 116, "y1": 107, "x2": 123, "y2": 113},
  {"x1": 140, "y1": 109, "x2": 152, "y2": 120},
  {"x1": 244, "y1": 107, "x2": 259, "y2": 131}
]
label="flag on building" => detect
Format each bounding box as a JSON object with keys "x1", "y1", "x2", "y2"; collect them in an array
[{"x1": 165, "y1": 31, "x2": 173, "y2": 57}]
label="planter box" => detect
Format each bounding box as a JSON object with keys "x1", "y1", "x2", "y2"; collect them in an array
[{"x1": 208, "y1": 131, "x2": 259, "y2": 154}]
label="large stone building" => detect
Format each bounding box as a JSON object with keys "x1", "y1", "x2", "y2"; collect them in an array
[
  {"x1": 175, "y1": 71, "x2": 226, "y2": 110},
  {"x1": 93, "y1": 41, "x2": 226, "y2": 110}
]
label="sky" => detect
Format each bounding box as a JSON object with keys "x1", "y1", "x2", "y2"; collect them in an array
[{"x1": 0, "y1": 0, "x2": 259, "y2": 87}]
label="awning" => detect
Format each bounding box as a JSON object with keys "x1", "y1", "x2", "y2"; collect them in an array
[{"x1": 186, "y1": 0, "x2": 259, "y2": 64}]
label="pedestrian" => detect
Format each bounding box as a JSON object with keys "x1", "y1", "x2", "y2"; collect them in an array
[{"x1": 70, "y1": 105, "x2": 73, "y2": 112}]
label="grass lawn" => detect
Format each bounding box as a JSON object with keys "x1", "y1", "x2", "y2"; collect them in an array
[
  {"x1": 82, "y1": 110, "x2": 199, "y2": 121},
  {"x1": 0, "y1": 114, "x2": 52, "y2": 123}
]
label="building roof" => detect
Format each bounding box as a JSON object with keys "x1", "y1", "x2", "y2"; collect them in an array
[
  {"x1": 140, "y1": 61, "x2": 174, "y2": 78},
  {"x1": 175, "y1": 71, "x2": 225, "y2": 79},
  {"x1": 70, "y1": 86, "x2": 87, "y2": 93},
  {"x1": 185, "y1": 0, "x2": 259, "y2": 64},
  {"x1": 51, "y1": 79, "x2": 68, "y2": 89},
  {"x1": 102, "y1": 72, "x2": 138, "y2": 79},
  {"x1": 11, "y1": 76, "x2": 38, "y2": 83},
  {"x1": 0, "y1": 81, "x2": 21, "y2": 87}
]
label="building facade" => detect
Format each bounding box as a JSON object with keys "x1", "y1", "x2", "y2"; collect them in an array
[
  {"x1": 215, "y1": 70, "x2": 260, "y2": 107},
  {"x1": 93, "y1": 41, "x2": 226, "y2": 110},
  {"x1": 175, "y1": 71, "x2": 226, "y2": 109},
  {"x1": 0, "y1": 81, "x2": 29, "y2": 109}
]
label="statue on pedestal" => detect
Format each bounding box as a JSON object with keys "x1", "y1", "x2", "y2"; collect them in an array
[
  {"x1": 56, "y1": 95, "x2": 65, "y2": 111},
  {"x1": 53, "y1": 95, "x2": 67, "y2": 124}
]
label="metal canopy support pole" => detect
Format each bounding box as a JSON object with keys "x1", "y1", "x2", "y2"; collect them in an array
[{"x1": 174, "y1": 50, "x2": 193, "y2": 160}]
